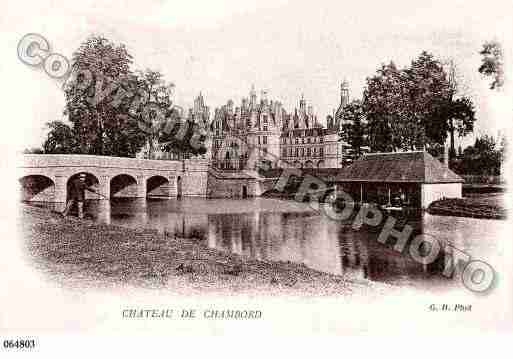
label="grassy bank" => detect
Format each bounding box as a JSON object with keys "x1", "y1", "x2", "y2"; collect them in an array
[
  {"x1": 427, "y1": 196, "x2": 506, "y2": 220},
  {"x1": 19, "y1": 205, "x2": 383, "y2": 296}
]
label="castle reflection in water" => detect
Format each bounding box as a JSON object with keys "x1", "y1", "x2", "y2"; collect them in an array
[{"x1": 81, "y1": 197, "x2": 454, "y2": 288}]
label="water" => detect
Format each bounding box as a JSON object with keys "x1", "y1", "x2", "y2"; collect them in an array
[{"x1": 33, "y1": 197, "x2": 504, "y2": 290}]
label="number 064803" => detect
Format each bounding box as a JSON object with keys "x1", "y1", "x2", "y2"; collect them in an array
[{"x1": 3, "y1": 339, "x2": 36, "y2": 350}]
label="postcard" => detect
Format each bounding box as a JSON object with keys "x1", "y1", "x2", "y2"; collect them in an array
[{"x1": 1, "y1": 0, "x2": 512, "y2": 354}]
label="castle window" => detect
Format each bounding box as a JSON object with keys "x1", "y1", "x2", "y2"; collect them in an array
[
  {"x1": 320, "y1": 137, "x2": 324, "y2": 143},
  {"x1": 295, "y1": 148, "x2": 298, "y2": 157},
  {"x1": 307, "y1": 148, "x2": 311, "y2": 156},
  {"x1": 264, "y1": 125, "x2": 268, "y2": 131},
  {"x1": 307, "y1": 138, "x2": 310, "y2": 144},
  {"x1": 289, "y1": 148, "x2": 292, "y2": 157},
  {"x1": 295, "y1": 138, "x2": 299, "y2": 144},
  {"x1": 258, "y1": 136, "x2": 260, "y2": 145},
  {"x1": 263, "y1": 136, "x2": 267, "y2": 144},
  {"x1": 320, "y1": 147, "x2": 324, "y2": 156},
  {"x1": 300, "y1": 148, "x2": 304, "y2": 156},
  {"x1": 263, "y1": 115, "x2": 268, "y2": 123},
  {"x1": 283, "y1": 149, "x2": 287, "y2": 157}
]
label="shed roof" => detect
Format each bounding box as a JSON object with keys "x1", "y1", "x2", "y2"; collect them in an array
[{"x1": 336, "y1": 151, "x2": 464, "y2": 183}]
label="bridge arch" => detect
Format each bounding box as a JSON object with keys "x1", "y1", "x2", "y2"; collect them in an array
[
  {"x1": 67, "y1": 172, "x2": 101, "y2": 200},
  {"x1": 304, "y1": 160, "x2": 314, "y2": 168},
  {"x1": 317, "y1": 160, "x2": 325, "y2": 168},
  {"x1": 19, "y1": 175, "x2": 55, "y2": 202},
  {"x1": 110, "y1": 174, "x2": 138, "y2": 198},
  {"x1": 146, "y1": 175, "x2": 170, "y2": 198}
]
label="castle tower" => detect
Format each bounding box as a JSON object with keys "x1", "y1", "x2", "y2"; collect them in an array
[
  {"x1": 299, "y1": 93, "x2": 306, "y2": 112},
  {"x1": 335, "y1": 79, "x2": 350, "y2": 127},
  {"x1": 192, "y1": 92, "x2": 210, "y2": 127},
  {"x1": 340, "y1": 80, "x2": 350, "y2": 109},
  {"x1": 194, "y1": 92, "x2": 205, "y2": 114},
  {"x1": 249, "y1": 84, "x2": 257, "y2": 107}
]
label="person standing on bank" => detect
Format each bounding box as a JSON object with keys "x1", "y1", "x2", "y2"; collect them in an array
[{"x1": 62, "y1": 173, "x2": 101, "y2": 219}]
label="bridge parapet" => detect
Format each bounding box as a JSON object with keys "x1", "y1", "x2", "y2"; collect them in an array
[
  {"x1": 183, "y1": 159, "x2": 209, "y2": 172},
  {"x1": 19, "y1": 154, "x2": 183, "y2": 171}
]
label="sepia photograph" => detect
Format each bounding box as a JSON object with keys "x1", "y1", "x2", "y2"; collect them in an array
[{"x1": 1, "y1": 0, "x2": 512, "y2": 354}]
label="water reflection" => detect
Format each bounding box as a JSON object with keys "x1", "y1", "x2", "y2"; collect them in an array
[{"x1": 28, "y1": 197, "x2": 494, "y2": 289}]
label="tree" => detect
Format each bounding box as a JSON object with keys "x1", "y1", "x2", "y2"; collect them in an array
[
  {"x1": 443, "y1": 97, "x2": 476, "y2": 160},
  {"x1": 443, "y1": 59, "x2": 476, "y2": 160},
  {"x1": 406, "y1": 52, "x2": 453, "y2": 149},
  {"x1": 43, "y1": 35, "x2": 204, "y2": 159},
  {"x1": 340, "y1": 100, "x2": 367, "y2": 159},
  {"x1": 42, "y1": 121, "x2": 77, "y2": 154},
  {"x1": 159, "y1": 112, "x2": 208, "y2": 158},
  {"x1": 363, "y1": 52, "x2": 476, "y2": 156},
  {"x1": 479, "y1": 41, "x2": 504, "y2": 90},
  {"x1": 62, "y1": 35, "x2": 146, "y2": 157},
  {"x1": 130, "y1": 69, "x2": 175, "y2": 159},
  {"x1": 362, "y1": 62, "x2": 399, "y2": 152},
  {"x1": 460, "y1": 135, "x2": 501, "y2": 176},
  {"x1": 499, "y1": 134, "x2": 507, "y2": 161}
]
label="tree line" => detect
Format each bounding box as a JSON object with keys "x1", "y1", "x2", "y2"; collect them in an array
[
  {"x1": 37, "y1": 35, "x2": 207, "y2": 158},
  {"x1": 340, "y1": 51, "x2": 476, "y2": 160},
  {"x1": 339, "y1": 44, "x2": 505, "y2": 176}
]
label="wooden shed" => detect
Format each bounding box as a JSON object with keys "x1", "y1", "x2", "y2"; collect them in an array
[{"x1": 335, "y1": 151, "x2": 464, "y2": 209}]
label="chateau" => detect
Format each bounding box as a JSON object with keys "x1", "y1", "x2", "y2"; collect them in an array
[
  {"x1": 210, "y1": 86, "x2": 283, "y2": 170},
  {"x1": 208, "y1": 82, "x2": 352, "y2": 170},
  {"x1": 140, "y1": 82, "x2": 353, "y2": 169}
]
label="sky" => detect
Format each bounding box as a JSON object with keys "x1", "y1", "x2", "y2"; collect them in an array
[{"x1": 1, "y1": 0, "x2": 512, "y2": 150}]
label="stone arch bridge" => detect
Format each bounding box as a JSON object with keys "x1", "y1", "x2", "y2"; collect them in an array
[{"x1": 18, "y1": 154, "x2": 210, "y2": 203}]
